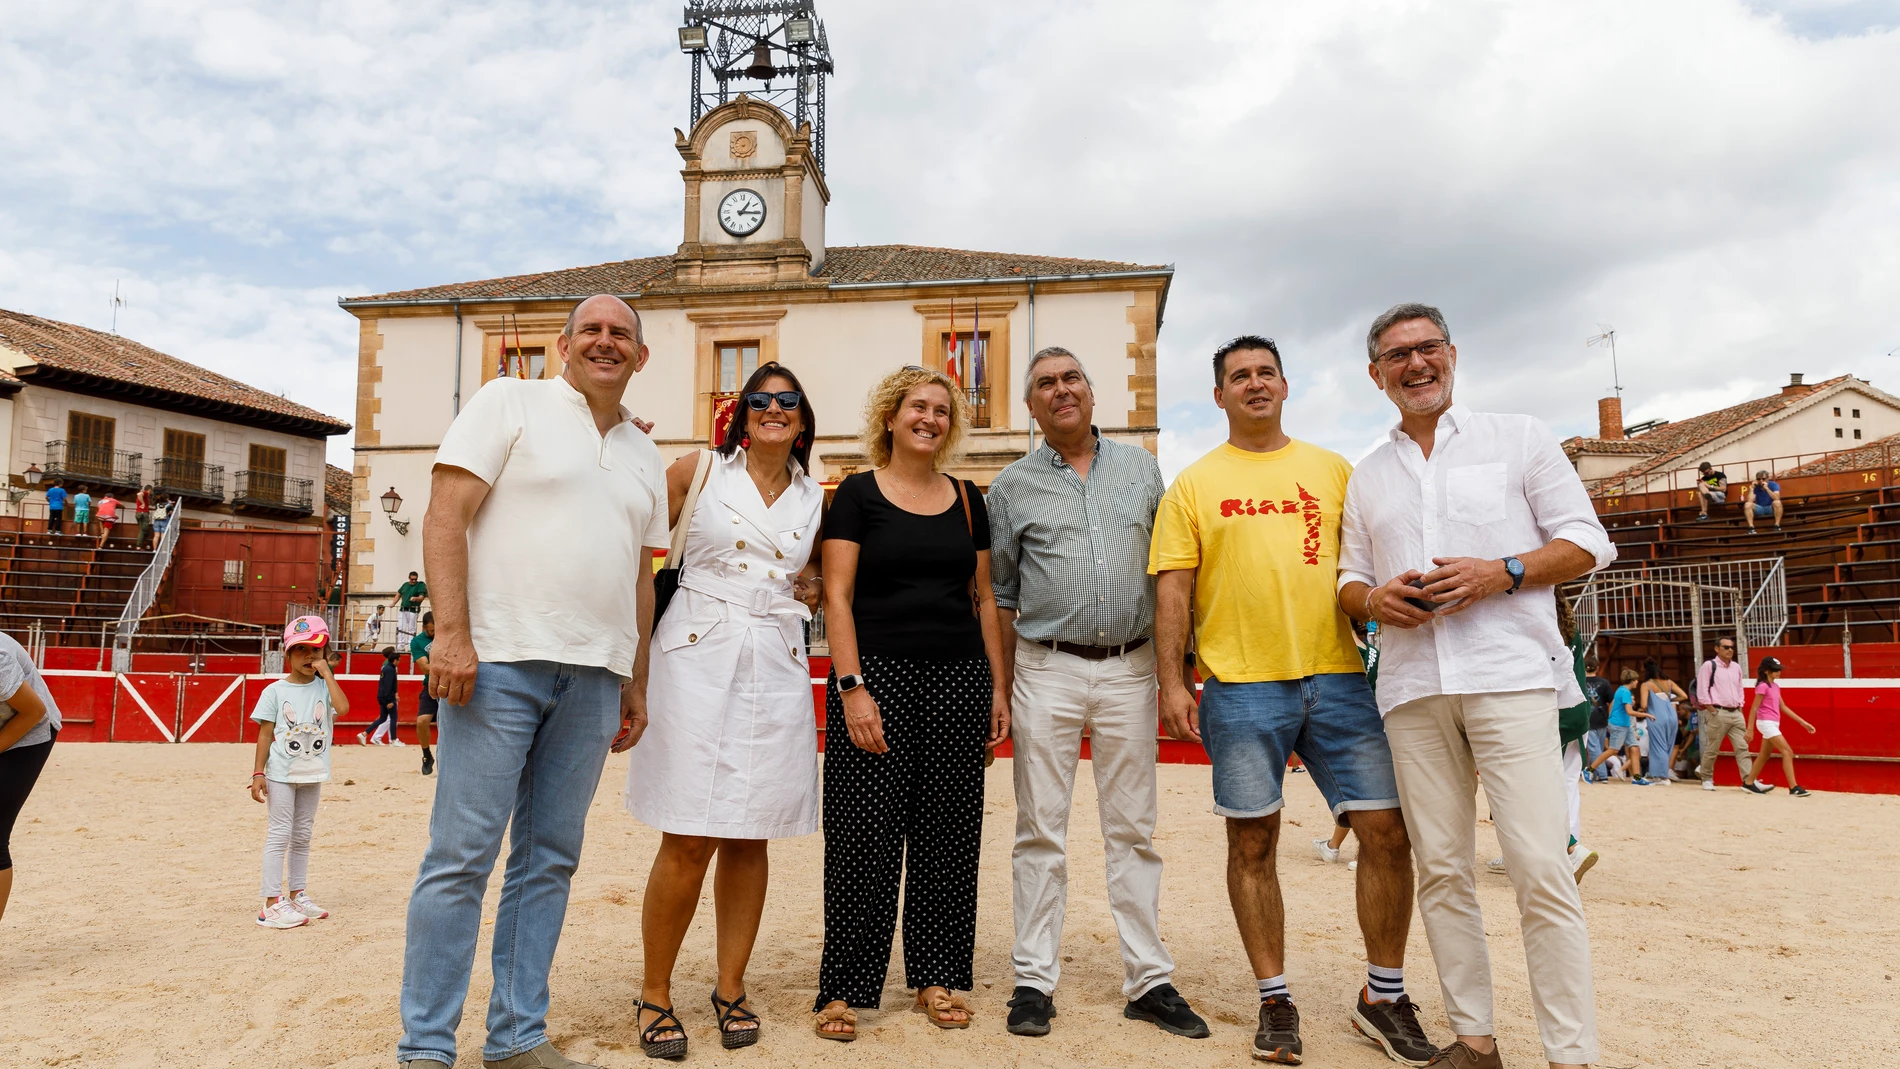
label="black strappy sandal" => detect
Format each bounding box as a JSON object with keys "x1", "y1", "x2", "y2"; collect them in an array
[
  {"x1": 634, "y1": 999, "x2": 688, "y2": 1060},
  {"x1": 712, "y1": 989, "x2": 762, "y2": 1050}
]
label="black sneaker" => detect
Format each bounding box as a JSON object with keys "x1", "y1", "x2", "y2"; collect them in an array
[
  {"x1": 1351, "y1": 989, "x2": 1436, "y2": 1066},
  {"x1": 1123, "y1": 982, "x2": 1209, "y2": 1038},
  {"x1": 1005, "y1": 986, "x2": 1054, "y2": 1036},
  {"x1": 1743, "y1": 780, "x2": 1774, "y2": 794},
  {"x1": 1252, "y1": 995, "x2": 1302, "y2": 1063},
  {"x1": 1790, "y1": 786, "x2": 1812, "y2": 797},
  {"x1": 422, "y1": 751, "x2": 435, "y2": 776}
]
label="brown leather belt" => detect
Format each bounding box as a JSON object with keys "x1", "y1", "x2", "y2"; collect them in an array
[{"x1": 1039, "y1": 636, "x2": 1150, "y2": 660}]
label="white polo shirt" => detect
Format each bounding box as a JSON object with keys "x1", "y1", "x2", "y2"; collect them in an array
[{"x1": 434, "y1": 375, "x2": 670, "y2": 679}]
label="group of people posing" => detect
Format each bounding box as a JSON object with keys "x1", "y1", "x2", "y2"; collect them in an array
[{"x1": 388, "y1": 295, "x2": 1615, "y2": 1069}]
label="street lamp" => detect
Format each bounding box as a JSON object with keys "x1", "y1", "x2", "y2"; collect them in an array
[
  {"x1": 23, "y1": 463, "x2": 42, "y2": 486},
  {"x1": 381, "y1": 486, "x2": 410, "y2": 536}
]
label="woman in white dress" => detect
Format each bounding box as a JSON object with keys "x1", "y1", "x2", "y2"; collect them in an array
[{"x1": 620, "y1": 362, "x2": 824, "y2": 1058}]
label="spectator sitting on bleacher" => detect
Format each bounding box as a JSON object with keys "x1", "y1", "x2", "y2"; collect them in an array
[
  {"x1": 1744, "y1": 471, "x2": 1783, "y2": 533},
  {"x1": 1695, "y1": 462, "x2": 1729, "y2": 521}
]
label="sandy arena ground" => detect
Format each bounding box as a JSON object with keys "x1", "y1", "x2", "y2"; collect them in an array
[{"x1": 4, "y1": 744, "x2": 1898, "y2": 1068}]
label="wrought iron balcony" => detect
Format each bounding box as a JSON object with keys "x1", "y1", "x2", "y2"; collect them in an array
[
  {"x1": 233, "y1": 470, "x2": 313, "y2": 515},
  {"x1": 965, "y1": 385, "x2": 991, "y2": 429},
  {"x1": 153, "y1": 458, "x2": 225, "y2": 502},
  {"x1": 43, "y1": 441, "x2": 143, "y2": 490}
]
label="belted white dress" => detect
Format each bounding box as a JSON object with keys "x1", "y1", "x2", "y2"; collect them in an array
[{"x1": 625, "y1": 448, "x2": 823, "y2": 839}]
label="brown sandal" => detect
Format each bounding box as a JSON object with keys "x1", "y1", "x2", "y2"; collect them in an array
[
  {"x1": 913, "y1": 988, "x2": 971, "y2": 1029},
  {"x1": 814, "y1": 1000, "x2": 858, "y2": 1042}
]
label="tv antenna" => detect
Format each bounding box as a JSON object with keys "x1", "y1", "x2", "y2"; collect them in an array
[
  {"x1": 1586, "y1": 325, "x2": 1621, "y2": 398},
  {"x1": 110, "y1": 280, "x2": 127, "y2": 334}
]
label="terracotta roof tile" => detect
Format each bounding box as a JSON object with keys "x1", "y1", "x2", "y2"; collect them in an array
[
  {"x1": 342, "y1": 245, "x2": 1169, "y2": 304},
  {"x1": 325, "y1": 464, "x2": 353, "y2": 511},
  {"x1": 1584, "y1": 377, "x2": 1853, "y2": 489},
  {"x1": 0, "y1": 308, "x2": 351, "y2": 438},
  {"x1": 1562, "y1": 435, "x2": 1662, "y2": 458},
  {"x1": 1781, "y1": 433, "x2": 1900, "y2": 477}
]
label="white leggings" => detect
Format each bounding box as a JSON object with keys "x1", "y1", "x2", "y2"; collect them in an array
[{"x1": 260, "y1": 780, "x2": 321, "y2": 898}]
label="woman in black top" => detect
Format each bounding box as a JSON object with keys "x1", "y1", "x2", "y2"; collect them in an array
[{"x1": 812, "y1": 366, "x2": 1009, "y2": 1040}]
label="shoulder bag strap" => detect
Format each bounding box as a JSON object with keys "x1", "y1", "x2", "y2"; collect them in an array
[
  {"x1": 664, "y1": 449, "x2": 715, "y2": 569},
  {"x1": 955, "y1": 476, "x2": 973, "y2": 538}
]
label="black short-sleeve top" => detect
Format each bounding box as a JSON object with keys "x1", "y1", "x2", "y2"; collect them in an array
[{"x1": 823, "y1": 471, "x2": 990, "y2": 660}]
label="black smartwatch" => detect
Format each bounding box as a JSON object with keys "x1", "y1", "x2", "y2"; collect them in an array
[
  {"x1": 837, "y1": 673, "x2": 865, "y2": 693},
  {"x1": 1502, "y1": 556, "x2": 1526, "y2": 594}
]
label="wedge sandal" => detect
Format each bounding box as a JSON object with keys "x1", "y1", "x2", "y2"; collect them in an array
[
  {"x1": 712, "y1": 989, "x2": 761, "y2": 1050},
  {"x1": 634, "y1": 999, "x2": 688, "y2": 1061}
]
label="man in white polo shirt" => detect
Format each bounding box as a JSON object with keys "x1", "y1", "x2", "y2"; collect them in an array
[
  {"x1": 1337, "y1": 303, "x2": 1614, "y2": 1069},
  {"x1": 397, "y1": 295, "x2": 670, "y2": 1069}
]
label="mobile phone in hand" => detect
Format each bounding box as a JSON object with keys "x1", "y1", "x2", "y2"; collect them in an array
[{"x1": 1405, "y1": 579, "x2": 1437, "y2": 614}]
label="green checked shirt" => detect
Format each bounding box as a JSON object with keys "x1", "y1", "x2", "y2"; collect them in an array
[{"x1": 987, "y1": 431, "x2": 1166, "y2": 647}]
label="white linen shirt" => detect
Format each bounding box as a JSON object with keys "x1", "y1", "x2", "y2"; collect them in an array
[
  {"x1": 434, "y1": 375, "x2": 670, "y2": 680},
  {"x1": 1338, "y1": 404, "x2": 1616, "y2": 715}
]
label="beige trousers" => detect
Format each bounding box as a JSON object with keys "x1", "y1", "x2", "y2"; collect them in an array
[
  {"x1": 1385, "y1": 689, "x2": 1598, "y2": 1065},
  {"x1": 1009, "y1": 637, "x2": 1174, "y2": 999},
  {"x1": 1697, "y1": 706, "x2": 1750, "y2": 780}
]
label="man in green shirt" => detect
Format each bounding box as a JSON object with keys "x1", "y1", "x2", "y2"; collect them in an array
[
  {"x1": 411, "y1": 612, "x2": 437, "y2": 776},
  {"x1": 395, "y1": 571, "x2": 428, "y2": 646}
]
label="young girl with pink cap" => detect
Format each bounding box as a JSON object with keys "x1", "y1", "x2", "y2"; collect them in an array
[{"x1": 248, "y1": 615, "x2": 350, "y2": 928}]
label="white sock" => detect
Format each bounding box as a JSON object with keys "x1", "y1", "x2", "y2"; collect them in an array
[
  {"x1": 1257, "y1": 974, "x2": 1290, "y2": 1003},
  {"x1": 1366, "y1": 963, "x2": 1405, "y2": 1003}
]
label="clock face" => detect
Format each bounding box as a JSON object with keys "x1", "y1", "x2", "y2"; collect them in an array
[{"x1": 718, "y1": 188, "x2": 766, "y2": 237}]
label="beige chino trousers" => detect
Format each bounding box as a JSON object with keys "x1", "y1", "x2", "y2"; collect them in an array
[
  {"x1": 1009, "y1": 637, "x2": 1174, "y2": 1000},
  {"x1": 1697, "y1": 706, "x2": 1750, "y2": 781},
  {"x1": 1385, "y1": 689, "x2": 1599, "y2": 1065}
]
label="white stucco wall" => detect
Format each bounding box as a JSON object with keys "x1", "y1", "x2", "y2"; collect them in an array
[{"x1": 1021, "y1": 289, "x2": 1141, "y2": 423}]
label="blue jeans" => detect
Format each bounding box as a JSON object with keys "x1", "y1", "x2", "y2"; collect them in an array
[
  {"x1": 1583, "y1": 728, "x2": 1605, "y2": 773},
  {"x1": 397, "y1": 660, "x2": 622, "y2": 1065},
  {"x1": 1199, "y1": 673, "x2": 1400, "y2": 821}
]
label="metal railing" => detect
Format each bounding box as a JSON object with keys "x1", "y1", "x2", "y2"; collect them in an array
[
  {"x1": 153, "y1": 458, "x2": 225, "y2": 501},
  {"x1": 233, "y1": 470, "x2": 313, "y2": 513},
  {"x1": 1585, "y1": 441, "x2": 1900, "y2": 505},
  {"x1": 44, "y1": 441, "x2": 143, "y2": 490},
  {"x1": 1574, "y1": 556, "x2": 1788, "y2": 658},
  {"x1": 110, "y1": 512, "x2": 183, "y2": 671},
  {"x1": 965, "y1": 385, "x2": 990, "y2": 428}
]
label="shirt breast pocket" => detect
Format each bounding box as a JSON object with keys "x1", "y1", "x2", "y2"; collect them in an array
[{"x1": 1445, "y1": 463, "x2": 1508, "y2": 527}]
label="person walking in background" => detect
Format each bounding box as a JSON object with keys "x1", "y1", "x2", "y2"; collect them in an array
[
  {"x1": 811, "y1": 365, "x2": 1009, "y2": 1041},
  {"x1": 71, "y1": 485, "x2": 91, "y2": 538},
  {"x1": 395, "y1": 571, "x2": 427, "y2": 647},
  {"x1": 1694, "y1": 462, "x2": 1728, "y2": 521},
  {"x1": 398, "y1": 295, "x2": 669, "y2": 1069},
  {"x1": 1582, "y1": 658, "x2": 1613, "y2": 781},
  {"x1": 1338, "y1": 302, "x2": 1611, "y2": 1069},
  {"x1": 411, "y1": 614, "x2": 437, "y2": 776},
  {"x1": 95, "y1": 490, "x2": 120, "y2": 546},
  {"x1": 1587, "y1": 669, "x2": 1654, "y2": 785},
  {"x1": 0, "y1": 631, "x2": 62, "y2": 923},
  {"x1": 364, "y1": 604, "x2": 386, "y2": 650},
  {"x1": 1744, "y1": 471, "x2": 1782, "y2": 533},
  {"x1": 248, "y1": 616, "x2": 349, "y2": 930},
  {"x1": 987, "y1": 347, "x2": 1207, "y2": 1041},
  {"x1": 1157, "y1": 335, "x2": 1432, "y2": 1067},
  {"x1": 1743, "y1": 657, "x2": 1815, "y2": 796},
  {"x1": 1695, "y1": 638, "x2": 1760, "y2": 791},
  {"x1": 1638, "y1": 660, "x2": 1687, "y2": 782},
  {"x1": 621, "y1": 362, "x2": 825, "y2": 1058},
  {"x1": 135, "y1": 484, "x2": 154, "y2": 548},
  {"x1": 362, "y1": 647, "x2": 400, "y2": 746},
  {"x1": 43, "y1": 480, "x2": 66, "y2": 535}
]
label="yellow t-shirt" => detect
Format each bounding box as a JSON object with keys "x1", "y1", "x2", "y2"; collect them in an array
[{"x1": 1148, "y1": 440, "x2": 1362, "y2": 683}]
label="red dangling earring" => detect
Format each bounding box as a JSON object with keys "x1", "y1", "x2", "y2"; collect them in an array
[
  {"x1": 741, "y1": 434, "x2": 751, "y2": 448},
  {"x1": 795, "y1": 432, "x2": 806, "y2": 447}
]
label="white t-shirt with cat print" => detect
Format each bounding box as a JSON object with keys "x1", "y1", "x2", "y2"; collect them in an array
[{"x1": 250, "y1": 678, "x2": 335, "y2": 784}]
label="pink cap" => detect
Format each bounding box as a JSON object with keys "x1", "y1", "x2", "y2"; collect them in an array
[{"x1": 284, "y1": 615, "x2": 331, "y2": 650}]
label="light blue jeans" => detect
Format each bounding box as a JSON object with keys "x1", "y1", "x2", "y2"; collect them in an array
[{"x1": 397, "y1": 660, "x2": 622, "y2": 1066}]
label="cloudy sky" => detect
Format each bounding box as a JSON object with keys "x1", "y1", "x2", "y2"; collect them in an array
[{"x1": 3, "y1": 0, "x2": 1898, "y2": 475}]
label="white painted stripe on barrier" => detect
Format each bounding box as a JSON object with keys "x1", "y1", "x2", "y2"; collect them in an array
[
  {"x1": 43, "y1": 669, "x2": 116, "y2": 677},
  {"x1": 179, "y1": 675, "x2": 247, "y2": 742},
  {"x1": 116, "y1": 674, "x2": 176, "y2": 742}
]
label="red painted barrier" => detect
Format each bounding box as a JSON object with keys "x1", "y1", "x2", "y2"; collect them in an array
[
  {"x1": 112, "y1": 674, "x2": 180, "y2": 742},
  {"x1": 177, "y1": 675, "x2": 249, "y2": 743}
]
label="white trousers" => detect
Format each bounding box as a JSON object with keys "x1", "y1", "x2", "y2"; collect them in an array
[
  {"x1": 1009, "y1": 637, "x2": 1174, "y2": 999},
  {"x1": 397, "y1": 610, "x2": 418, "y2": 646},
  {"x1": 1385, "y1": 690, "x2": 1598, "y2": 1065},
  {"x1": 260, "y1": 780, "x2": 321, "y2": 898},
  {"x1": 1563, "y1": 740, "x2": 1582, "y2": 843}
]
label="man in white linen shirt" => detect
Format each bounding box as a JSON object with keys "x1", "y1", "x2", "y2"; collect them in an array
[
  {"x1": 396, "y1": 295, "x2": 670, "y2": 1069},
  {"x1": 1335, "y1": 303, "x2": 1615, "y2": 1069}
]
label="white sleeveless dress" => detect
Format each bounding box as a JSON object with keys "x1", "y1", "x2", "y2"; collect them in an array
[{"x1": 625, "y1": 448, "x2": 823, "y2": 838}]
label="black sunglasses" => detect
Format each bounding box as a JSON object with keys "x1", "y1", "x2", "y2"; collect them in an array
[{"x1": 744, "y1": 390, "x2": 803, "y2": 412}]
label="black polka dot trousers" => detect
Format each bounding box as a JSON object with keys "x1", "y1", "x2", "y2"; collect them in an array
[{"x1": 815, "y1": 653, "x2": 992, "y2": 1010}]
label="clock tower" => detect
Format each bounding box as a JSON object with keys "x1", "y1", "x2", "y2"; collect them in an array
[{"x1": 673, "y1": 97, "x2": 829, "y2": 287}]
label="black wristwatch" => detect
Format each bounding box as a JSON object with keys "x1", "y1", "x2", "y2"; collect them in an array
[
  {"x1": 1502, "y1": 556, "x2": 1525, "y2": 594},
  {"x1": 837, "y1": 673, "x2": 865, "y2": 693}
]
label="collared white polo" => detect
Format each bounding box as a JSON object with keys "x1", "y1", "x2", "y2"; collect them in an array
[
  {"x1": 434, "y1": 375, "x2": 670, "y2": 679},
  {"x1": 1337, "y1": 404, "x2": 1616, "y2": 715}
]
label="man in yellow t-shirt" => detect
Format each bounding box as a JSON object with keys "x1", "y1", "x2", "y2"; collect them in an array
[{"x1": 1150, "y1": 336, "x2": 1431, "y2": 1067}]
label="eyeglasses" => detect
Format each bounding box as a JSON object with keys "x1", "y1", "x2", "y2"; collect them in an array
[
  {"x1": 1373, "y1": 338, "x2": 1450, "y2": 367},
  {"x1": 744, "y1": 390, "x2": 803, "y2": 412}
]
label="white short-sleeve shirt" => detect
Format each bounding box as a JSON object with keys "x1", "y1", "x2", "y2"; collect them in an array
[{"x1": 434, "y1": 375, "x2": 670, "y2": 679}]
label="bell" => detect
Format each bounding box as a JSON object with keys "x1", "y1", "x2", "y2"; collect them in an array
[{"x1": 745, "y1": 42, "x2": 775, "y2": 80}]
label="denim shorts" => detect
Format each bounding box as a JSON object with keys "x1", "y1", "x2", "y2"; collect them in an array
[
  {"x1": 1607, "y1": 724, "x2": 1634, "y2": 750},
  {"x1": 1753, "y1": 503, "x2": 1775, "y2": 518},
  {"x1": 1199, "y1": 672, "x2": 1400, "y2": 823}
]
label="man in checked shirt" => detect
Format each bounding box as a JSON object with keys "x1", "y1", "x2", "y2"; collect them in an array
[{"x1": 987, "y1": 346, "x2": 1209, "y2": 1042}]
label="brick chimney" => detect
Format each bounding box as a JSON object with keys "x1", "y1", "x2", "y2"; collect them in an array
[
  {"x1": 1781, "y1": 373, "x2": 1811, "y2": 396},
  {"x1": 1597, "y1": 396, "x2": 1624, "y2": 440}
]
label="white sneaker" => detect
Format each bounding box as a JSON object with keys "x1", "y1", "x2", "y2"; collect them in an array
[
  {"x1": 1348, "y1": 860, "x2": 1358, "y2": 871},
  {"x1": 1314, "y1": 838, "x2": 1341, "y2": 863},
  {"x1": 391, "y1": 738, "x2": 407, "y2": 747},
  {"x1": 1486, "y1": 856, "x2": 1507, "y2": 874},
  {"x1": 357, "y1": 731, "x2": 369, "y2": 746},
  {"x1": 1702, "y1": 779, "x2": 1717, "y2": 791},
  {"x1": 256, "y1": 901, "x2": 308, "y2": 929},
  {"x1": 1570, "y1": 844, "x2": 1600, "y2": 884},
  {"x1": 289, "y1": 891, "x2": 329, "y2": 920}
]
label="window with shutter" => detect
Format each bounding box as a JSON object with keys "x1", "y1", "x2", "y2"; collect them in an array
[
  {"x1": 163, "y1": 430, "x2": 208, "y2": 492},
  {"x1": 67, "y1": 412, "x2": 116, "y2": 477},
  {"x1": 249, "y1": 445, "x2": 288, "y2": 501}
]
